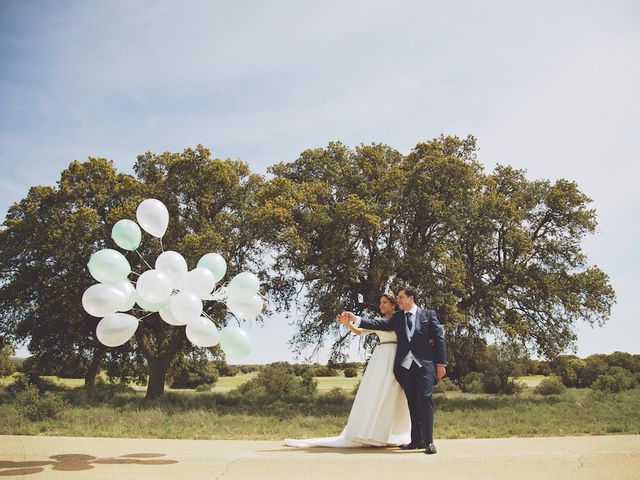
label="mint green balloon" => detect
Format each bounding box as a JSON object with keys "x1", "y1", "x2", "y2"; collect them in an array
[
  {"x1": 88, "y1": 249, "x2": 131, "y2": 283},
  {"x1": 197, "y1": 253, "x2": 227, "y2": 282},
  {"x1": 112, "y1": 219, "x2": 142, "y2": 251},
  {"x1": 135, "y1": 293, "x2": 170, "y2": 312},
  {"x1": 219, "y1": 326, "x2": 251, "y2": 358},
  {"x1": 227, "y1": 272, "x2": 260, "y2": 302}
]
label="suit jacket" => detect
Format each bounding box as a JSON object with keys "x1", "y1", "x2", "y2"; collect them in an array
[{"x1": 359, "y1": 307, "x2": 447, "y2": 370}]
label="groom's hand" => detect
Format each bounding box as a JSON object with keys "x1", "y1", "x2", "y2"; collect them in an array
[
  {"x1": 336, "y1": 313, "x2": 349, "y2": 325},
  {"x1": 436, "y1": 364, "x2": 446, "y2": 380}
]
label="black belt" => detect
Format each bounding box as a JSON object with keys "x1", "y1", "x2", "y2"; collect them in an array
[{"x1": 378, "y1": 341, "x2": 397, "y2": 345}]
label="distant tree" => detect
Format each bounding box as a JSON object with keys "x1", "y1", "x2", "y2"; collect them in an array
[{"x1": 168, "y1": 351, "x2": 219, "y2": 389}]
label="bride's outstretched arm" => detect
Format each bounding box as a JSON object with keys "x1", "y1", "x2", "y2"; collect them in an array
[{"x1": 337, "y1": 313, "x2": 364, "y2": 336}]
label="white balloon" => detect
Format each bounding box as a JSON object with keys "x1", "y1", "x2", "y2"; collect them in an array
[
  {"x1": 183, "y1": 267, "x2": 217, "y2": 298},
  {"x1": 96, "y1": 313, "x2": 139, "y2": 347},
  {"x1": 136, "y1": 198, "x2": 169, "y2": 238},
  {"x1": 170, "y1": 291, "x2": 203, "y2": 325},
  {"x1": 155, "y1": 251, "x2": 188, "y2": 290},
  {"x1": 186, "y1": 316, "x2": 220, "y2": 347},
  {"x1": 226, "y1": 294, "x2": 263, "y2": 321},
  {"x1": 82, "y1": 283, "x2": 126, "y2": 317},
  {"x1": 159, "y1": 304, "x2": 186, "y2": 326},
  {"x1": 136, "y1": 269, "x2": 172, "y2": 304},
  {"x1": 111, "y1": 279, "x2": 136, "y2": 312}
]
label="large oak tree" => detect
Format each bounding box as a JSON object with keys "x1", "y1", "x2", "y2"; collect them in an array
[
  {"x1": 0, "y1": 146, "x2": 263, "y2": 398},
  {"x1": 255, "y1": 136, "x2": 615, "y2": 374}
]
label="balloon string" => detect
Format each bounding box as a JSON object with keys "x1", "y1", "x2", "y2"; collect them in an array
[
  {"x1": 135, "y1": 250, "x2": 153, "y2": 270},
  {"x1": 137, "y1": 312, "x2": 154, "y2": 322},
  {"x1": 159, "y1": 238, "x2": 164, "y2": 253}
]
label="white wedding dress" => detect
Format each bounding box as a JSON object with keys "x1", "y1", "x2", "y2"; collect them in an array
[{"x1": 285, "y1": 328, "x2": 411, "y2": 447}]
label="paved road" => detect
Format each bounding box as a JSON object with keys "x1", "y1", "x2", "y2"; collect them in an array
[{"x1": 1, "y1": 434, "x2": 639, "y2": 479}]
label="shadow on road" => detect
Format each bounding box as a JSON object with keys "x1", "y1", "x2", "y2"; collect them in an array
[{"x1": 0, "y1": 453, "x2": 177, "y2": 476}]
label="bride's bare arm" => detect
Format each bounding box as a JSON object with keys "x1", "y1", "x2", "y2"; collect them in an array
[
  {"x1": 345, "y1": 320, "x2": 364, "y2": 336},
  {"x1": 337, "y1": 313, "x2": 364, "y2": 336}
]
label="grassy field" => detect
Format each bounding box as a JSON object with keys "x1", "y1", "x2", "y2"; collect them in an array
[
  {"x1": 0, "y1": 371, "x2": 365, "y2": 393},
  {"x1": 1, "y1": 373, "x2": 639, "y2": 440}
]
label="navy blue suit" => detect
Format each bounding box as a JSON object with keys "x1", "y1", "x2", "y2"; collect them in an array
[{"x1": 359, "y1": 307, "x2": 447, "y2": 445}]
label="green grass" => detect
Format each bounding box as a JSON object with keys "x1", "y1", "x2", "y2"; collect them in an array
[
  {"x1": 515, "y1": 375, "x2": 546, "y2": 387},
  {"x1": 1, "y1": 377, "x2": 639, "y2": 440},
  {"x1": 0, "y1": 372, "x2": 361, "y2": 393}
]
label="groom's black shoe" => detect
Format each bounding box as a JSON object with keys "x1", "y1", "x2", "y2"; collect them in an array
[
  {"x1": 400, "y1": 442, "x2": 425, "y2": 450},
  {"x1": 424, "y1": 443, "x2": 437, "y2": 454}
]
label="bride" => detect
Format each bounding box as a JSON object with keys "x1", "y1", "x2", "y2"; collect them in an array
[{"x1": 284, "y1": 293, "x2": 410, "y2": 447}]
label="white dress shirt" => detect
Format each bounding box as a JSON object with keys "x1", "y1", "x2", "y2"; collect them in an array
[
  {"x1": 354, "y1": 304, "x2": 419, "y2": 370},
  {"x1": 400, "y1": 304, "x2": 419, "y2": 369}
]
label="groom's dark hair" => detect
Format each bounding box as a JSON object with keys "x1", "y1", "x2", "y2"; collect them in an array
[{"x1": 400, "y1": 285, "x2": 418, "y2": 303}]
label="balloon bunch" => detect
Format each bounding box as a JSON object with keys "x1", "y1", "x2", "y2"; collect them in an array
[{"x1": 81, "y1": 198, "x2": 262, "y2": 358}]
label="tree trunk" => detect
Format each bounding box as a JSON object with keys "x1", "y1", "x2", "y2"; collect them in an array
[
  {"x1": 84, "y1": 346, "x2": 106, "y2": 386},
  {"x1": 145, "y1": 362, "x2": 168, "y2": 399},
  {"x1": 137, "y1": 324, "x2": 186, "y2": 400}
]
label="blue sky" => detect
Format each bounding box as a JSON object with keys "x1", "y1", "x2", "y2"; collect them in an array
[{"x1": 1, "y1": 0, "x2": 639, "y2": 363}]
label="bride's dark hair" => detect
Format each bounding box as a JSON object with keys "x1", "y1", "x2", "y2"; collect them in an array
[{"x1": 380, "y1": 292, "x2": 396, "y2": 305}]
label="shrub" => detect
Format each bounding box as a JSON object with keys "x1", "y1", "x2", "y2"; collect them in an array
[
  {"x1": 300, "y1": 369, "x2": 317, "y2": 395},
  {"x1": 460, "y1": 372, "x2": 484, "y2": 393},
  {"x1": 233, "y1": 362, "x2": 316, "y2": 399},
  {"x1": 343, "y1": 367, "x2": 358, "y2": 378},
  {"x1": 434, "y1": 377, "x2": 460, "y2": 394},
  {"x1": 534, "y1": 376, "x2": 566, "y2": 395},
  {"x1": 213, "y1": 360, "x2": 240, "y2": 377},
  {"x1": 239, "y1": 365, "x2": 259, "y2": 374},
  {"x1": 317, "y1": 387, "x2": 349, "y2": 405},
  {"x1": 481, "y1": 373, "x2": 524, "y2": 395},
  {"x1": 592, "y1": 367, "x2": 635, "y2": 393},
  {"x1": 5, "y1": 374, "x2": 65, "y2": 398},
  {"x1": 0, "y1": 343, "x2": 17, "y2": 376},
  {"x1": 14, "y1": 384, "x2": 67, "y2": 421},
  {"x1": 553, "y1": 355, "x2": 586, "y2": 388},
  {"x1": 311, "y1": 366, "x2": 339, "y2": 377},
  {"x1": 170, "y1": 361, "x2": 219, "y2": 389}
]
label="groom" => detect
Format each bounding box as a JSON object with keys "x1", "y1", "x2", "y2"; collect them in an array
[{"x1": 341, "y1": 286, "x2": 447, "y2": 454}]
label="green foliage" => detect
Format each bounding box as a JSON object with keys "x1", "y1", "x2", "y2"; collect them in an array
[
  {"x1": 255, "y1": 136, "x2": 615, "y2": 363},
  {"x1": 233, "y1": 362, "x2": 317, "y2": 400},
  {"x1": 591, "y1": 367, "x2": 636, "y2": 393},
  {"x1": 553, "y1": 355, "x2": 586, "y2": 388},
  {"x1": 239, "y1": 365, "x2": 260, "y2": 374},
  {"x1": 343, "y1": 367, "x2": 358, "y2": 378},
  {"x1": 311, "y1": 365, "x2": 339, "y2": 377},
  {"x1": 5, "y1": 373, "x2": 66, "y2": 398},
  {"x1": 0, "y1": 146, "x2": 265, "y2": 399},
  {"x1": 460, "y1": 372, "x2": 484, "y2": 393},
  {"x1": 316, "y1": 387, "x2": 349, "y2": 406},
  {"x1": 478, "y1": 342, "x2": 529, "y2": 394},
  {"x1": 169, "y1": 354, "x2": 219, "y2": 389},
  {"x1": 14, "y1": 384, "x2": 67, "y2": 421},
  {"x1": 527, "y1": 360, "x2": 552, "y2": 376},
  {"x1": 434, "y1": 377, "x2": 460, "y2": 393},
  {"x1": 212, "y1": 360, "x2": 239, "y2": 377},
  {"x1": 0, "y1": 343, "x2": 17, "y2": 376},
  {"x1": 534, "y1": 376, "x2": 566, "y2": 395}
]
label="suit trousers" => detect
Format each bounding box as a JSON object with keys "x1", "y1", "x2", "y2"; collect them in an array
[{"x1": 395, "y1": 361, "x2": 436, "y2": 445}]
